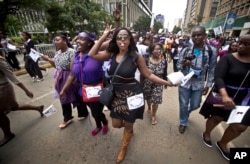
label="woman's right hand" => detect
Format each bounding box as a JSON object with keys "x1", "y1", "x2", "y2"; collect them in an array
[{"x1": 59, "y1": 90, "x2": 65, "y2": 99}]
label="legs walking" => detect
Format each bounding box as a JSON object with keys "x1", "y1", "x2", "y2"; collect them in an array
[
  {"x1": 0, "y1": 112, "x2": 15, "y2": 146},
  {"x1": 151, "y1": 104, "x2": 158, "y2": 125},
  {"x1": 12, "y1": 104, "x2": 44, "y2": 117},
  {"x1": 88, "y1": 102, "x2": 108, "y2": 136}
]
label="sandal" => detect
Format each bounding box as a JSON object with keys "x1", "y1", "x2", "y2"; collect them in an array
[
  {"x1": 59, "y1": 119, "x2": 72, "y2": 129},
  {"x1": 151, "y1": 116, "x2": 157, "y2": 125}
]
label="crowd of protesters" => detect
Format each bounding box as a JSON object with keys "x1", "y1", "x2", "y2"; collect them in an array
[{"x1": 1, "y1": 10, "x2": 250, "y2": 162}]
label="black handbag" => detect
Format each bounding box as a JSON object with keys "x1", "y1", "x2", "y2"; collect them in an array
[{"x1": 98, "y1": 55, "x2": 127, "y2": 106}]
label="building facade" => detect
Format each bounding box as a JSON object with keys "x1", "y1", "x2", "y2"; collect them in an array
[
  {"x1": 94, "y1": 0, "x2": 152, "y2": 28},
  {"x1": 183, "y1": 0, "x2": 250, "y2": 36}
]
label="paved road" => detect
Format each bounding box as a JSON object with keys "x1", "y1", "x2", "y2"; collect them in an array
[{"x1": 0, "y1": 63, "x2": 250, "y2": 164}]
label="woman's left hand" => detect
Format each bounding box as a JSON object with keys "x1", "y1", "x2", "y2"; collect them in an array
[{"x1": 222, "y1": 96, "x2": 235, "y2": 109}]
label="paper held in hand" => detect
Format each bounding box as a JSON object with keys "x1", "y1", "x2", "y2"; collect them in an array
[
  {"x1": 42, "y1": 105, "x2": 57, "y2": 117},
  {"x1": 29, "y1": 48, "x2": 40, "y2": 62},
  {"x1": 7, "y1": 43, "x2": 17, "y2": 50},
  {"x1": 227, "y1": 106, "x2": 250, "y2": 124},
  {"x1": 167, "y1": 71, "x2": 194, "y2": 85}
]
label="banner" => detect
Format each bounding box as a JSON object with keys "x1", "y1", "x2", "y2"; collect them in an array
[{"x1": 224, "y1": 12, "x2": 237, "y2": 30}]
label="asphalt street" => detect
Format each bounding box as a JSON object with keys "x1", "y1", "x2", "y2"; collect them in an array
[{"x1": 0, "y1": 60, "x2": 249, "y2": 164}]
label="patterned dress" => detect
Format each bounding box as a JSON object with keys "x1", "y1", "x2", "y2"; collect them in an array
[
  {"x1": 143, "y1": 58, "x2": 166, "y2": 105},
  {"x1": 108, "y1": 53, "x2": 144, "y2": 123},
  {"x1": 53, "y1": 48, "x2": 79, "y2": 105}
]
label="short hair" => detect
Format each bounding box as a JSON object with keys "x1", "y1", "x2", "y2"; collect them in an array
[
  {"x1": 22, "y1": 31, "x2": 32, "y2": 38},
  {"x1": 192, "y1": 26, "x2": 206, "y2": 34}
]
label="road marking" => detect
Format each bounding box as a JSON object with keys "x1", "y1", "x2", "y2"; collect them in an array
[{"x1": 28, "y1": 91, "x2": 54, "y2": 103}]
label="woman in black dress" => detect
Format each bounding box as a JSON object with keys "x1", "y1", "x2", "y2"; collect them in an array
[
  {"x1": 88, "y1": 25, "x2": 175, "y2": 163},
  {"x1": 201, "y1": 31, "x2": 250, "y2": 161}
]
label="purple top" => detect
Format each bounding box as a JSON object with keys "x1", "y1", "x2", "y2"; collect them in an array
[{"x1": 72, "y1": 52, "x2": 103, "y2": 84}]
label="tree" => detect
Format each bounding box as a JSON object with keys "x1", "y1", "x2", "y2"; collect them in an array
[
  {"x1": 172, "y1": 25, "x2": 182, "y2": 34},
  {"x1": 193, "y1": 14, "x2": 205, "y2": 25},
  {"x1": 45, "y1": 0, "x2": 113, "y2": 35},
  {"x1": 133, "y1": 16, "x2": 163, "y2": 34},
  {"x1": 0, "y1": 0, "x2": 47, "y2": 32}
]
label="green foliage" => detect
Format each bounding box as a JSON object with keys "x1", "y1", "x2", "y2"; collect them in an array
[
  {"x1": 0, "y1": 0, "x2": 47, "y2": 32},
  {"x1": 133, "y1": 16, "x2": 163, "y2": 34},
  {"x1": 172, "y1": 26, "x2": 182, "y2": 34},
  {"x1": 45, "y1": 0, "x2": 113, "y2": 35},
  {"x1": 133, "y1": 16, "x2": 151, "y2": 34}
]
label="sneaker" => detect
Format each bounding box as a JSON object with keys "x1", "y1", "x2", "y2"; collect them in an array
[
  {"x1": 179, "y1": 125, "x2": 186, "y2": 134},
  {"x1": 36, "y1": 78, "x2": 44, "y2": 82},
  {"x1": 32, "y1": 76, "x2": 37, "y2": 82},
  {"x1": 202, "y1": 133, "x2": 212, "y2": 147},
  {"x1": 216, "y1": 141, "x2": 230, "y2": 161}
]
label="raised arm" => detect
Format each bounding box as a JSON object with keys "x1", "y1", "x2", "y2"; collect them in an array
[{"x1": 88, "y1": 25, "x2": 113, "y2": 61}]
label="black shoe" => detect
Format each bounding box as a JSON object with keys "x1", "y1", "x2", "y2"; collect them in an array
[
  {"x1": 179, "y1": 125, "x2": 186, "y2": 134},
  {"x1": 202, "y1": 133, "x2": 212, "y2": 147},
  {"x1": 216, "y1": 141, "x2": 230, "y2": 161}
]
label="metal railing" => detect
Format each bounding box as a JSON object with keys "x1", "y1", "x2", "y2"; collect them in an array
[{"x1": 35, "y1": 44, "x2": 57, "y2": 58}]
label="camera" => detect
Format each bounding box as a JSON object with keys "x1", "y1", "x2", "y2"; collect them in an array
[{"x1": 184, "y1": 52, "x2": 196, "y2": 61}]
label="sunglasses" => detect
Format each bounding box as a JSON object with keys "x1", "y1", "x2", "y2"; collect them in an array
[
  {"x1": 116, "y1": 34, "x2": 130, "y2": 40},
  {"x1": 238, "y1": 41, "x2": 250, "y2": 47}
]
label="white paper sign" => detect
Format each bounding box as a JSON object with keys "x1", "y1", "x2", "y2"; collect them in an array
[
  {"x1": 167, "y1": 72, "x2": 185, "y2": 85},
  {"x1": 43, "y1": 105, "x2": 57, "y2": 117},
  {"x1": 85, "y1": 86, "x2": 102, "y2": 98},
  {"x1": 227, "y1": 106, "x2": 250, "y2": 124},
  {"x1": 7, "y1": 43, "x2": 17, "y2": 50},
  {"x1": 127, "y1": 93, "x2": 144, "y2": 110},
  {"x1": 181, "y1": 71, "x2": 195, "y2": 86},
  {"x1": 29, "y1": 48, "x2": 40, "y2": 62}
]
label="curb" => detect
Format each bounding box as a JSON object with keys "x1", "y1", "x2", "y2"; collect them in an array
[{"x1": 14, "y1": 63, "x2": 53, "y2": 76}]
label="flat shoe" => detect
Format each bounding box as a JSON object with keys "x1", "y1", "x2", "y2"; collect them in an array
[
  {"x1": 0, "y1": 133, "x2": 15, "y2": 147},
  {"x1": 78, "y1": 117, "x2": 86, "y2": 121},
  {"x1": 59, "y1": 119, "x2": 72, "y2": 129},
  {"x1": 91, "y1": 128, "x2": 102, "y2": 136},
  {"x1": 202, "y1": 133, "x2": 212, "y2": 147}
]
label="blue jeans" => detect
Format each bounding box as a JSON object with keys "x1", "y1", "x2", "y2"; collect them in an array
[{"x1": 178, "y1": 86, "x2": 203, "y2": 126}]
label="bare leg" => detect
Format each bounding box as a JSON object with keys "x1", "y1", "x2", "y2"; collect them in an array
[
  {"x1": 12, "y1": 104, "x2": 44, "y2": 117},
  {"x1": 203, "y1": 116, "x2": 223, "y2": 141},
  {"x1": 218, "y1": 123, "x2": 248, "y2": 153},
  {"x1": 151, "y1": 104, "x2": 158, "y2": 125},
  {"x1": 112, "y1": 118, "x2": 124, "y2": 128},
  {"x1": 0, "y1": 112, "x2": 15, "y2": 146},
  {"x1": 147, "y1": 100, "x2": 151, "y2": 115}
]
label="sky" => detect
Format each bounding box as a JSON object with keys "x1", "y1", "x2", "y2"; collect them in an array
[{"x1": 152, "y1": 0, "x2": 187, "y2": 31}]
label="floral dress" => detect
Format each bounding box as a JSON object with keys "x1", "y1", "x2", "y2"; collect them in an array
[{"x1": 143, "y1": 58, "x2": 166, "y2": 105}]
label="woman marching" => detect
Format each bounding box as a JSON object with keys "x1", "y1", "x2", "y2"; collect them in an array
[
  {"x1": 143, "y1": 43, "x2": 168, "y2": 125},
  {"x1": 88, "y1": 25, "x2": 175, "y2": 163},
  {"x1": 201, "y1": 31, "x2": 250, "y2": 161},
  {"x1": 41, "y1": 33, "x2": 89, "y2": 129},
  {"x1": 60, "y1": 31, "x2": 108, "y2": 136}
]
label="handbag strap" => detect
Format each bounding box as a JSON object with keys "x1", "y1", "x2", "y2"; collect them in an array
[
  {"x1": 233, "y1": 70, "x2": 250, "y2": 99},
  {"x1": 110, "y1": 54, "x2": 128, "y2": 83}
]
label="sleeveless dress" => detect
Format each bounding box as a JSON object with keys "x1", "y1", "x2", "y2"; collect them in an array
[{"x1": 108, "y1": 54, "x2": 144, "y2": 123}]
